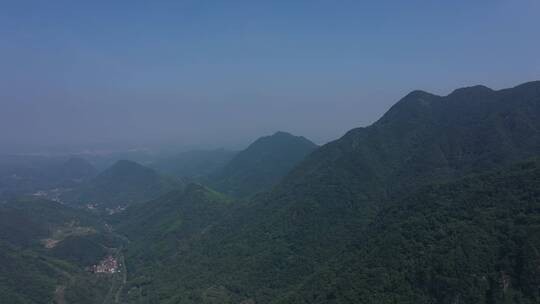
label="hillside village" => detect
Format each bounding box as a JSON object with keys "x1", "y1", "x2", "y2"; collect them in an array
[{"x1": 91, "y1": 256, "x2": 119, "y2": 274}]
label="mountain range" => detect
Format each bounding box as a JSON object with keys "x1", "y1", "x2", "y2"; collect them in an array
[
  {"x1": 115, "y1": 81, "x2": 540, "y2": 303},
  {"x1": 0, "y1": 81, "x2": 539, "y2": 304}
]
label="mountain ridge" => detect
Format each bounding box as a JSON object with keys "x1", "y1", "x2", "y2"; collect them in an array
[{"x1": 117, "y1": 80, "x2": 540, "y2": 303}]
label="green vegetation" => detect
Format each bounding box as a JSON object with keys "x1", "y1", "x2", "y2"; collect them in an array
[
  {"x1": 278, "y1": 159, "x2": 540, "y2": 303},
  {"x1": 0, "y1": 198, "x2": 103, "y2": 247},
  {"x1": 113, "y1": 183, "x2": 233, "y2": 272},
  {"x1": 209, "y1": 131, "x2": 318, "y2": 198},
  {"x1": 114, "y1": 81, "x2": 540, "y2": 303},
  {"x1": 62, "y1": 160, "x2": 182, "y2": 209},
  {"x1": 0, "y1": 197, "x2": 122, "y2": 303},
  {"x1": 49, "y1": 235, "x2": 108, "y2": 266},
  {"x1": 1, "y1": 81, "x2": 540, "y2": 303},
  {"x1": 0, "y1": 240, "x2": 68, "y2": 304}
]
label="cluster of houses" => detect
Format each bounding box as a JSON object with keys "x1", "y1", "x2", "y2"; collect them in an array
[
  {"x1": 85, "y1": 202, "x2": 100, "y2": 210},
  {"x1": 85, "y1": 202, "x2": 127, "y2": 215},
  {"x1": 106, "y1": 205, "x2": 127, "y2": 215},
  {"x1": 92, "y1": 256, "x2": 119, "y2": 274},
  {"x1": 32, "y1": 188, "x2": 64, "y2": 203}
]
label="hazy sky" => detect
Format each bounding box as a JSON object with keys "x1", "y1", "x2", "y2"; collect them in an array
[{"x1": 1, "y1": 0, "x2": 539, "y2": 153}]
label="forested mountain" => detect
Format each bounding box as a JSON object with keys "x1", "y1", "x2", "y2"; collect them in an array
[
  {"x1": 279, "y1": 159, "x2": 540, "y2": 304},
  {"x1": 210, "y1": 131, "x2": 318, "y2": 198},
  {"x1": 115, "y1": 81, "x2": 540, "y2": 303},
  {"x1": 150, "y1": 148, "x2": 237, "y2": 179},
  {"x1": 2, "y1": 81, "x2": 539, "y2": 304},
  {"x1": 61, "y1": 160, "x2": 181, "y2": 209}
]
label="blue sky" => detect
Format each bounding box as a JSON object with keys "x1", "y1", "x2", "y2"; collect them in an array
[{"x1": 1, "y1": 0, "x2": 539, "y2": 151}]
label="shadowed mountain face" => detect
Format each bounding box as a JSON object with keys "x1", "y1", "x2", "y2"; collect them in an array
[
  {"x1": 61, "y1": 160, "x2": 181, "y2": 209},
  {"x1": 210, "y1": 131, "x2": 318, "y2": 198},
  {"x1": 116, "y1": 81, "x2": 540, "y2": 303}
]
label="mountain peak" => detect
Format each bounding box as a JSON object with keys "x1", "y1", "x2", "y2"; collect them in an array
[
  {"x1": 271, "y1": 131, "x2": 294, "y2": 137},
  {"x1": 254, "y1": 131, "x2": 317, "y2": 147},
  {"x1": 448, "y1": 84, "x2": 494, "y2": 97},
  {"x1": 376, "y1": 89, "x2": 439, "y2": 125},
  {"x1": 210, "y1": 132, "x2": 318, "y2": 198},
  {"x1": 403, "y1": 89, "x2": 438, "y2": 100}
]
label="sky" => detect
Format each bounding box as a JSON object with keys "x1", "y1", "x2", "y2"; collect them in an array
[{"x1": 1, "y1": 0, "x2": 539, "y2": 153}]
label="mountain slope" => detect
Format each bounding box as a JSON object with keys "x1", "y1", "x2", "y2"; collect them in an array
[
  {"x1": 62, "y1": 160, "x2": 181, "y2": 209},
  {"x1": 113, "y1": 183, "x2": 233, "y2": 281},
  {"x1": 0, "y1": 239, "x2": 76, "y2": 304},
  {"x1": 279, "y1": 159, "x2": 540, "y2": 304},
  {"x1": 210, "y1": 131, "x2": 318, "y2": 198},
  {"x1": 118, "y1": 81, "x2": 540, "y2": 303},
  {"x1": 150, "y1": 148, "x2": 237, "y2": 179},
  {"x1": 0, "y1": 198, "x2": 103, "y2": 247}
]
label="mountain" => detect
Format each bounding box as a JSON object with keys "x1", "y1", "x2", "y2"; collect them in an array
[
  {"x1": 61, "y1": 160, "x2": 181, "y2": 209},
  {"x1": 3, "y1": 81, "x2": 539, "y2": 303},
  {"x1": 210, "y1": 131, "x2": 318, "y2": 198},
  {"x1": 278, "y1": 159, "x2": 540, "y2": 304},
  {"x1": 150, "y1": 148, "x2": 237, "y2": 179},
  {"x1": 116, "y1": 81, "x2": 540, "y2": 303}
]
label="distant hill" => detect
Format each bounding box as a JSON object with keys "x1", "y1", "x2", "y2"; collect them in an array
[
  {"x1": 150, "y1": 148, "x2": 237, "y2": 179},
  {"x1": 0, "y1": 156, "x2": 97, "y2": 198},
  {"x1": 116, "y1": 81, "x2": 540, "y2": 303},
  {"x1": 61, "y1": 160, "x2": 181, "y2": 209},
  {"x1": 210, "y1": 131, "x2": 318, "y2": 198}
]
